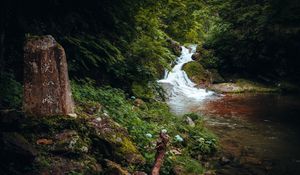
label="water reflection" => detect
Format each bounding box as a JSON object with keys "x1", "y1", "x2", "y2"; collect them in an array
[{"x1": 191, "y1": 93, "x2": 300, "y2": 175}]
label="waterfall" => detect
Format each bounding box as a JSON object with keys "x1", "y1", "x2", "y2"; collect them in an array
[{"x1": 158, "y1": 45, "x2": 214, "y2": 115}]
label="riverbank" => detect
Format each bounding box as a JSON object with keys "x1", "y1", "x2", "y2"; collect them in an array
[{"x1": 182, "y1": 61, "x2": 300, "y2": 94}]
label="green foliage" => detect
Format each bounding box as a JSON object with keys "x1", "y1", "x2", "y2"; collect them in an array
[
  {"x1": 206, "y1": 0, "x2": 300, "y2": 79},
  {"x1": 0, "y1": 72, "x2": 22, "y2": 109},
  {"x1": 173, "y1": 156, "x2": 204, "y2": 174},
  {"x1": 131, "y1": 82, "x2": 155, "y2": 100},
  {"x1": 196, "y1": 45, "x2": 219, "y2": 69},
  {"x1": 187, "y1": 123, "x2": 218, "y2": 156},
  {"x1": 129, "y1": 34, "x2": 175, "y2": 80},
  {"x1": 71, "y1": 80, "x2": 218, "y2": 174},
  {"x1": 163, "y1": 0, "x2": 221, "y2": 43}
]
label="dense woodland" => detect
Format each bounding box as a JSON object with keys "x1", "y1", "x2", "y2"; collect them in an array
[{"x1": 0, "y1": 0, "x2": 299, "y2": 174}]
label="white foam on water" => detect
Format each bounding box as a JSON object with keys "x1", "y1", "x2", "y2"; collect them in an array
[{"x1": 158, "y1": 45, "x2": 214, "y2": 114}]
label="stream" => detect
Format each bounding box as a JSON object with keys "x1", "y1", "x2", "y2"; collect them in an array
[{"x1": 158, "y1": 46, "x2": 300, "y2": 175}]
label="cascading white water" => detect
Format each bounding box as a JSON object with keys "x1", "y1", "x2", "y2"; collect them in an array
[{"x1": 158, "y1": 45, "x2": 214, "y2": 115}]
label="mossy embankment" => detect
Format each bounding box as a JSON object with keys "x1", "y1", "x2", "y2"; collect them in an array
[
  {"x1": 181, "y1": 45, "x2": 300, "y2": 94},
  {"x1": 0, "y1": 80, "x2": 219, "y2": 175}
]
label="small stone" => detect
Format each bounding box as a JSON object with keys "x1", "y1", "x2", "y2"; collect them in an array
[
  {"x1": 68, "y1": 113, "x2": 77, "y2": 118},
  {"x1": 116, "y1": 137, "x2": 122, "y2": 142},
  {"x1": 185, "y1": 117, "x2": 195, "y2": 127},
  {"x1": 145, "y1": 133, "x2": 152, "y2": 138},
  {"x1": 174, "y1": 135, "x2": 184, "y2": 142},
  {"x1": 170, "y1": 148, "x2": 182, "y2": 155}
]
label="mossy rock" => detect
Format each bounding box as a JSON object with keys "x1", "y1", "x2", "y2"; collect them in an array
[
  {"x1": 104, "y1": 159, "x2": 130, "y2": 175},
  {"x1": 33, "y1": 155, "x2": 102, "y2": 175},
  {"x1": 182, "y1": 61, "x2": 210, "y2": 85},
  {"x1": 209, "y1": 79, "x2": 279, "y2": 93},
  {"x1": 87, "y1": 117, "x2": 145, "y2": 165},
  {"x1": 208, "y1": 69, "x2": 225, "y2": 84},
  {"x1": 52, "y1": 130, "x2": 90, "y2": 155},
  {"x1": 167, "y1": 39, "x2": 182, "y2": 56},
  {"x1": 131, "y1": 82, "x2": 155, "y2": 100}
]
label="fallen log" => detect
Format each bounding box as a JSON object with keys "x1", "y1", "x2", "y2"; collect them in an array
[{"x1": 151, "y1": 131, "x2": 169, "y2": 175}]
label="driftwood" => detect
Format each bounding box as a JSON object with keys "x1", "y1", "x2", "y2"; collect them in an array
[{"x1": 151, "y1": 131, "x2": 169, "y2": 175}]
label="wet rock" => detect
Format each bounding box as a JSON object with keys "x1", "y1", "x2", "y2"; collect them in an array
[
  {"x1": 88, "y1": 117, "x2": 145, "y2": 165},
  {"x1": 104, "y1": 159, "x2": 130, "y2": 175},
  {"x1": 191, "y1": 52, "x2": 201, "y2": 61},
  {"x1": 209, "y1": 83, "x2": 243, "y2": 93},
  {"x1": 209, "y1": 79, "x2": 278, "y2": 93},
  {"x1": 167, "y1": 39, "x2": 182, "y2": 56},
  {"x1": 0, "y1": 132, "x2": 37, "y2": 161},
  {"x1": 52, "y1": 130, "x2": 89, "y2": 154},
  {"x1": 23, "y1": 35, "x2": 75, "y2": 116},
  {"x1": 36, "y1": 155, "x2": 102, "y2": 175}
]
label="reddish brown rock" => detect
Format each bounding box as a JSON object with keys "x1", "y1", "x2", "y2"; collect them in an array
[{"x1": 23, "y1": 35, "x2": 74, "y2": 116}]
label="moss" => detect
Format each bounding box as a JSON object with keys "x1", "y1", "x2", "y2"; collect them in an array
[
  {"x1": 131, "y1": 81, "x2": 155, "y2": 100},
  {"x1": 87, "y1": 117, "x2": 145, "y2": 165},
  {"x1": 182, "y1": 61, "x2": 210, "y2": 85},
  {"x1": 209, "y1": 79, "x2": 279, "y2": 93},
  {"x1": 172, "y1": 156, "x2": 205, "y2": 174}
]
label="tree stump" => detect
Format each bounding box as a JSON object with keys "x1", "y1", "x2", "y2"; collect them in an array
[{"x1": 23, "y1": 35, "x2": 74, "y2": 116}]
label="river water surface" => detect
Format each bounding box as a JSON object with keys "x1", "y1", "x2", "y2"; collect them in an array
[
  {"x1": 159, "y1": 46, "x2": 300, "y2": 175},
  {"x1": 193, "y1": 93, "x2": 300, "y2": 175}
]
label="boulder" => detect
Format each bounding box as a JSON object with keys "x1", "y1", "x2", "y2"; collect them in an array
[
  {"x1": 191, "y1": 52, "x2": 201, "y2": 61},
  {"x1": 88, "y1": 117, "x2": 145, "y2": 165},
  {"x1": 52, "y1": 130, "x2": 89, "y2": 155},
  {"x1": 208, "y1": 69, "x2": 225, "y2": 84},
  {"x1": 104, "y1": 159, "x2": 130, "y2": 175},
  {"x1": 167, "y1": 39, "x2": 182, "y2": 56},
  {"x1": 23, "y1": 35, "x2": 75, "y2": 116},
  {"x1": 35, "y1": 155, "x2": 102, "y2": 175}
]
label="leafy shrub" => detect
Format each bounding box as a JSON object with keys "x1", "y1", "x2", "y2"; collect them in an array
[{"x1": 0, "y1": 72, "x2": 22, "y2": 109}]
